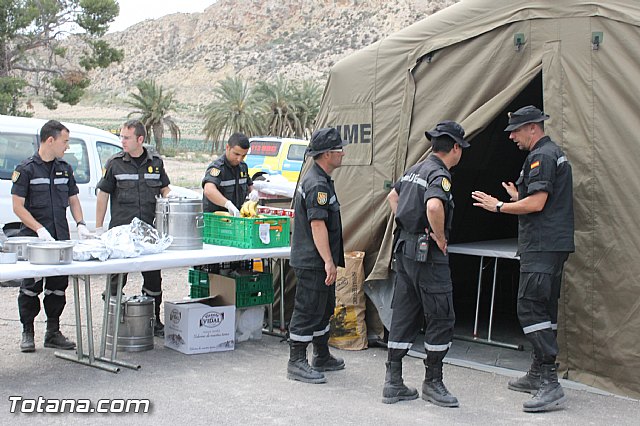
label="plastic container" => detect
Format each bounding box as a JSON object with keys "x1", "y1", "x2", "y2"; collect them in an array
[
  {"x1": 203, "y1": 214, "x2": 290, "y2": 249},
  {"x1": 188, "y1": 268, "x2": 210, "y2": 298},
  {"x1": 235, "y1": 272, "x2": 274, "y2": 308}
]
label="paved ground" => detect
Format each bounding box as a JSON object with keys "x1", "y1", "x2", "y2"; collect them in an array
[{"x1": 0, "y1": 268, "x2": 638, "y2": 425}]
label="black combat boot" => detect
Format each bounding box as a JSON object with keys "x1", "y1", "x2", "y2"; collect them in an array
[
  {"x1": 508, "y1": 354, "x2": 542, "y2": 394},
  {"x1": 382, "y1": 361, "x2": 419, "y2": 404},
  {"x1": 20, "y1": 323, "x2": 35, "y2": 353},
  {"x1": 154, "y1": 317, "x2": 165, "y2": 338},
  {"x1": 287, "y1": 341, "x2": 326, "y2": 384},
  {"x1": 523, "y1": 363, "x2": 566, "y2": 412},
  {"x1": 44, "y1": 319, "x2": 75, "y2": 350},
  {"x1": 422, "y1": 355, "x2": 459, "y2": 408},
  {"x1": 311, "y1": 342, "x2": 345, "y2": 372}
]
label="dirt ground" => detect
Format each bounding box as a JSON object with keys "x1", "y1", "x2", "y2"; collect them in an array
[{"x1": 162, "y1": 157, "x2": 213, "y2": 190}]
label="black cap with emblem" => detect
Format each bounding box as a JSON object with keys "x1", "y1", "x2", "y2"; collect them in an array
[
  {"x1": 306, "y1": 128, "x2": 349, "y2": 157},
  {"x1": 425, "y1": 120, "x2": 470, "y2": 148}
]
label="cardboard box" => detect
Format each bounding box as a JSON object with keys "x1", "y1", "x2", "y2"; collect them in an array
[{"x1": 164, "y1": 296, "x2": 235, "y2": 355}]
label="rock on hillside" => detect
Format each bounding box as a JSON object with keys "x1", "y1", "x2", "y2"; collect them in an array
[{"x1": 85, "y1": 0, "x2": 458, "y2": 106}]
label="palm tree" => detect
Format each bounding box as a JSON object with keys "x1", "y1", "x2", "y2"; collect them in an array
[
  {"x1": 202, "y1": 76, "x2": 264, "y2": 153},
  {"x1": 126, "y1": 79, "x2": 180, "y2": 154},
  {"x1": 290, "y1": 79, "x2": 323, "y2": 139},
  {"x1": 254, "y1": 76, "x2": 302, "y2": 138}
]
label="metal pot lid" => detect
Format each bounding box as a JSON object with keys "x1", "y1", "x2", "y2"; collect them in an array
[
  {"x1": 27, "y1": 241, "x2": 76, "y2": 249},
  {"x1": 6, "y1": 236, "x2": 41, "y2": 243},
  {"x1": 125, "y1": 295, "x2": 154, "y2": 304}
]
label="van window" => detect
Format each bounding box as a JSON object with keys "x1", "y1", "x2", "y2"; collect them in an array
[
  {"x1": 97, "y1": 141, "x2": 123, "y2": 170},
  {"x1": 63, "y1": 138, "x2": 90, "y2": 183},
  {"x1": 249, "y1": 140, "x2": 281, "y2": 156},
  {"x1": 287, "y1": 144, "x2": 306, "y2": 161},
  {"x1": 0, "y1": 133, "x2": 37, "y2": 180}
]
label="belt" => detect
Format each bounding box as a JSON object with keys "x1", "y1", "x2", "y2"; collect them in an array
[{"x1": 398, "y1": 229, "x2": 422, "y2": 242}]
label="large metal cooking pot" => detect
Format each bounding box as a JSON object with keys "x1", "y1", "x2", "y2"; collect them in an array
[
  {"x1": 27, "y1": 241, "x2": 75, "y2": 265},
  {"x1": 106, "y1": 295, "x2": 155, "y2": 352},
  {"x1": 155, "y1": 196, "x2": 204, "y2": 250},
  {"x1": 2, "y1": 236, "x2": 40, "y2": 261}
]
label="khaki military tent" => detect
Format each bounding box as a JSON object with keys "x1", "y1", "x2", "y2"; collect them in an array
[{"x1": 314, "y1": 0, "x2": 640, "y2": 397}]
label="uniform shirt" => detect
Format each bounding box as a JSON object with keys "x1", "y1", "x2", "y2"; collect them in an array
[
  {"x1": 290, "y1": 162, "x2": 345, "y2": 270},
  {"x1": 201, "y1": 154, "x2": 252, "y2": 212},
  {"x1": 97, "y1": 148, "x2": 170, "y2": 228},
  {"x1": 394, "y1": 154, "x2": 454, "y2": 263},
  {"x1": 11, "y1": 153, "x2": 79, "y2": 240},
  {"x1": 516, "y1": 136, "x2": 575, "y2": 253}
]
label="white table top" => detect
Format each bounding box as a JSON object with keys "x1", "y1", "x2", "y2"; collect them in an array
[
  {"x1": 0, "y1": 244, "x2": 290, "y2": 281},
  {"x1": 447, "y1": 238, "x2": 519, "y2": 259}
]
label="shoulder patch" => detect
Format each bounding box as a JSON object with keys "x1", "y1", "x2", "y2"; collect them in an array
[
  {"x1": 11, "y1": 170, "x2": 20, "y2": 183},
  {"x1": 317, "y1": 192, "x2": 328, "y2": 205},
  {"x1": 441, "y1": 177, "x2": 451, "y2": 192},
  {"x1": 530, "y1": 161, "x2": 540, "y2": 169},
  {"x1": 210, "y1": 168, "x2": 221, "y2": 177}
]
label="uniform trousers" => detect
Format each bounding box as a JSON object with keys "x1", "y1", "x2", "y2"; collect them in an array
[
  {"x1": 387, "y1": 252, "x2": 455, "y2": 362},
  {"x1": 110, "y1": 270, "x2": 163, "y2": 317},
  {"x1": 517, "y1": 252, "x2": 569, "y2": 363},
  {"x1": 288, "y1": 268, "x2": 335, "y2": 345},
  {"x1": 18, "y1": 276, "x2": 69, "y2": 328}
]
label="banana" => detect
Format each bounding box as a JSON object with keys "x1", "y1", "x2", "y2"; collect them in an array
[
  {"x1": 239, "y1": 200, "x2": 259, "y2": 218},
  {"x1": 214, "y1": 211, "x2": 232, "y2": 216},
  {"x1": 248, "y1": 201, "x2": 258, "y2": 217}
]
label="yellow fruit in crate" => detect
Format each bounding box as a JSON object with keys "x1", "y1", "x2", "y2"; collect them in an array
[
  {"x1": 214, "y1": 211, "x2": 232, "y2": 216},
  {"x1": 240, "y1": 200, "x2": 259, "y2": 218}
]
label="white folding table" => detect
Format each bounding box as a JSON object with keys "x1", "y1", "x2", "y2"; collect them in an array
[
  {"x1": 0, "y1": 244, "x2": 290, "y2": 372},
  {"x1": 448, "y1": 238, "x2": 523, "y2": 350}
]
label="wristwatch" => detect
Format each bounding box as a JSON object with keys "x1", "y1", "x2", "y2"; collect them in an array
[{"x1": 495, "y1": 201, "x2": 504, "y2": 213}]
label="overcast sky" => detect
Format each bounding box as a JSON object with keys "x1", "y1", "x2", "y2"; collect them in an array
[{"x1": 109, "y1": 0, "x2": 218, "y2": 33}]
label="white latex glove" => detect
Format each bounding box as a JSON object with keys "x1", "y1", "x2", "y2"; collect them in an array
[
  {"x1": 248, "y1": 190, "x2": 260, "y2": 202},
  {"x1": 36, "y1": 227, "x2": 55, "y2": 241},
  {"x1": 77, "y1": 224, "x2": 92, "y2": 240},
  {"x1": 224, "y1": 200, "x2": 240, "y2": 217},
  {"x1": 95, "y1": 226, "x2": 105, "y2": 237}
]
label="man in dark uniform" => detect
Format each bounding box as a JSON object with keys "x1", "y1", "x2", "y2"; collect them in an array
[
  {"x1": 95, "y1": 119, "x2": 171, "y2": 337},
  {"x1": 383, "y1": 121, "x2": 469, "y2": 407},
  {"x1": 11, "y1": 120, "x2": 91, "y2": 352},
  {"x1": 287, "y1": 127, "x2": 347, "y2": 384},
  {"x1": 202, "y1": 133, "x2": 258, "y2": 215},
  {"x1": 472, "y1": 106, "x2": 574, "y2": 412}
]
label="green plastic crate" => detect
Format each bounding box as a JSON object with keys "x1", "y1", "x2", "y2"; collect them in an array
[
  {"x1": 235, "y1": 272, "x2": 274, "y2": 307},
  {"x1": 203, "y1": 213, "x2": 290, "y2": 248},
  {"x1": 188, "y1": 269, "x2": 210, "y2": 298},
  {"x1": 189, "y1": 284, "x2": 209, "y2": 299},
  {"x1": 210, "y1": 272, "x2": 275, "y2": 308}
]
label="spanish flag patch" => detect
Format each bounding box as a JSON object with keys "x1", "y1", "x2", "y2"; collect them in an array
[{"x1": 530, "y1": 161, "x2": 540, "y2": 170}]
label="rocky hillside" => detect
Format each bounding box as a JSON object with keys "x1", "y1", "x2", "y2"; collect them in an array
[{"x1": 85, "y1": 0, "x2": 458, "y2": 106}]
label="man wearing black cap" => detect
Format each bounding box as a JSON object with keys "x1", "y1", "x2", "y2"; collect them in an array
[
  {"x1": 287, "y1": 127, "x2": 347, "y2": 384},
  {"x1": 382, "y1": 120, "x2": 468, "y2": 407},
  {"x1": 472, "y1": 105, "x2": 574, "y2": 412},
  {"x1": 202, "y1": 132, "x2": 258, "y2": 216}
]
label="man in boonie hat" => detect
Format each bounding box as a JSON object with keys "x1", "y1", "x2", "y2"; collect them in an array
[
  {"x1": 287, "y1": 127, "x2": 347, "y2": 384},
  {"x1": 472, "y1": 106, "x2": 574, "y2": 413},
  {"x1": 382, "y1": 120, "x2": 469, "y2": 408}
]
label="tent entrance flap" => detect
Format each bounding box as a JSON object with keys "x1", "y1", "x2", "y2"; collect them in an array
[{"x1": 450, "y1": 72, "x2": 543, "y2": 344}]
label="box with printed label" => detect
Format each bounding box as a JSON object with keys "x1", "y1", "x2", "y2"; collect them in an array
[{"x1": 164, "y1": 296, "x2": 235, "y2": 355}]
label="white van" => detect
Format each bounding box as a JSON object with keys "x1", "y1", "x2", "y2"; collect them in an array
[{"x1": 0, "y1": 115, "x2": 125, "y2": 236}]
